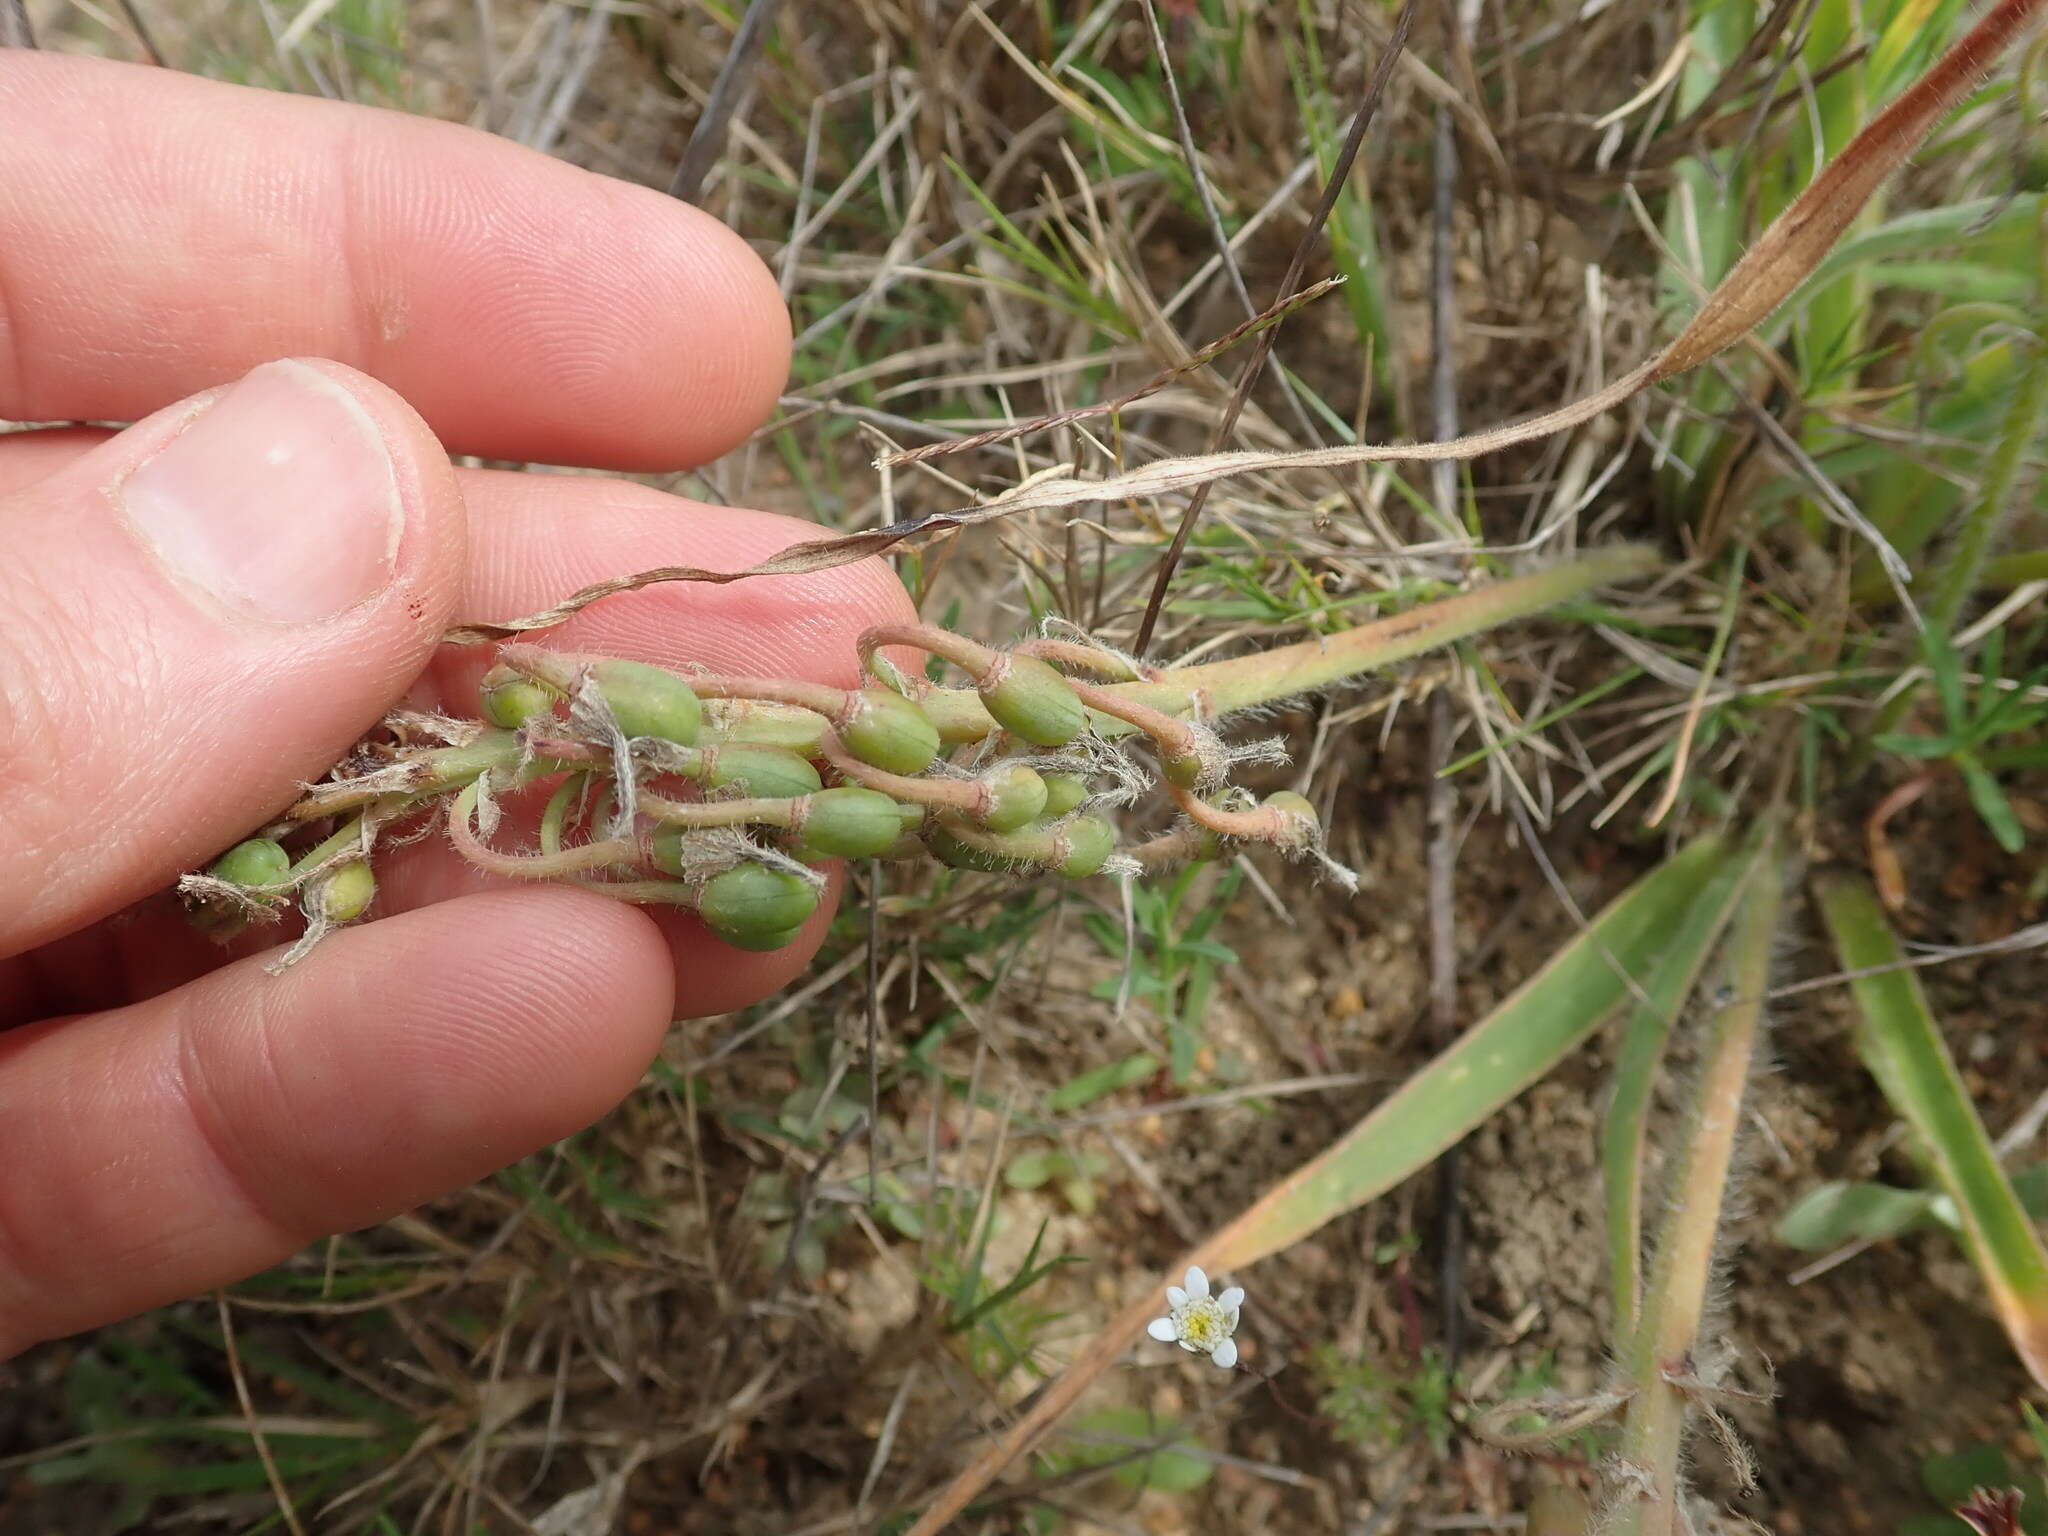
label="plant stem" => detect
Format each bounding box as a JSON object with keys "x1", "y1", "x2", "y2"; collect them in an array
[
  {"x1": 1611, "y1": 828, "x2": 1781, "y2": 1534},
  {"x1": 721, "y1": 547, "x2": 1660, "y2": 751}
]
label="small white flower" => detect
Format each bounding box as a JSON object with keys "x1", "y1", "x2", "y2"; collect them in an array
[{"x1": 1146, "y1": 1265, "x2": 1244, "y2": 1369}]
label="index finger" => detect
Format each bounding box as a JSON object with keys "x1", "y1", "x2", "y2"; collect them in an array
[{"x1": 0, "y1": 53, "x2": 790, "y2": 470}]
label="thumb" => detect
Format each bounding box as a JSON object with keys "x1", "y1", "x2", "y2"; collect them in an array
[{"x1": 0, "y1": 358, "x2": 466, "y2": 956}]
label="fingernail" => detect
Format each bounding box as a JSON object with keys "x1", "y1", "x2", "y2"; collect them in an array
[{"x1": 121, "y1": 360, "x2": 404, "y2": 625}]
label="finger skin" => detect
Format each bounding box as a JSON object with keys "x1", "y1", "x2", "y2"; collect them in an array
[
  {"x1": 0, "y1": 361, "x2": 467, "y2": 956},
  {"x1": 0, "y1": 888, "x2": 674, "y2": 1358},
  {"x1": 0, "y1": 52, "x2": 790, "y2": 470},
  {"x1": 2, "y1": 465, "x2": 918, "y2": 1022}
]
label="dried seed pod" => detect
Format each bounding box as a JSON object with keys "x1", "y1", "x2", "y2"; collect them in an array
[
  {"x1": 795, "y1": 787, "x2": 906, "y2": 858},
  {"x1": 699, "y1": 744, "x2": 823, "y2": 800},
  {"x1": 1040, "y1": 772, "x2": 1090, "y2": 819},
  {"x1": 980, "y1": 653, "x2": 1087, "y2": 746},
  {"x1": 698, "y1": 863, "x2": 818, "y2": 950},
  {"x1": 209, "y1": 837, "x2": 291, "y2": 889},
  {"x1": 978, "y1": 763, "x2": 1050, "y2": 832},
  {"x1": 480, "y1": 666, "x2": 560, "y2": 730},
  {"x1": 311, "y1": 862, "x2": 377, "y2": 922},
  {"x1": 591, "y1": 660, "x2": 703, "y2": 745},
  {"x1": 838, "y1": 689, "x2": 941, "y2": 775}
]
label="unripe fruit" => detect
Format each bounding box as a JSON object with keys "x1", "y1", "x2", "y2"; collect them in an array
[
  {"x1": 481, "y1": 668, "x2": 559, "y2": 730},
  {"x1": 701, "y1": 745, "x2": 823, "y2": 800},
  {"x1": 797, "y1": 787, "x2": 906, "y2": 857},
  {"x1": 649, "y1": 826, "x2": 691, "y2": 877},
  {"x1": 839, "y1": 689, "x2": 941, "y2": 775},
  {"x1": 698, "y1": 864, "x2": 819, "y2": 947},
  {"x1": 980, "y1": 653, "x2": 1086, "y2": 746},
  {"x1": 210, "y1": 838, "x2": 290, "y2": 889},
  {"x1": 591, "y1": 660, "x2": 702, "y2": 745},
  {"x1": 1162, "y1": 743, "x2": 1211, "y2": 789},
  {"x1": 926, "y1": 825, "x2": 1015, "y2": 874},
  {"x1": 313, "y1": 862, "x2": 377, "y2": 922},
  {"x1": 1040, "y1": 772, "x2": 1089, "y2": 819},
  {"x1": 1263, "y1": 790, "x2": 1319, "y2": 846},
  {"x1": 978, "y1": 763, "x2": 1049, "y2": 832},
  {"x1": 1053, "y1": 815, "x2": 1116, "y2": 878},
  {"x1": 721, "y1": 923, "x2": 806, "y2": 953}
]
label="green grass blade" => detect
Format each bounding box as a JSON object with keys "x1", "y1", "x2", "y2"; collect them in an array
[
  {"x1": 1602, "y1": 824, "x2": 1776, "y2": 1341},
  {"x1": 1816, "y1": 871, "x2": 2048, "y2": 1389},
  {"x1": 1210, "y1": 832, "x2": 1730, "y2": 1268}
]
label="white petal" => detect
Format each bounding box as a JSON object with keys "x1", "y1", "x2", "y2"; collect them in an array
[
  {"x1": 1224, "y1": 1307, "x2": 1241, "y2": 1331},
  {"x1": 1211, "y1": 1338, "x2": 1238, "y2": 1369},
  {"x1": 1183, "y1": 1266, "x2": 1209, "y2": 1300},
  {"x1": 1147, "y1": 1317, "x2": 1180, "y2": 1342},
  {"x1": 1165, "y1": 1286, "x2": 1188, "y2": 1309},
  {"x1": 1217, "y1": 1286, "x2": 1244, "y2": 1312}
]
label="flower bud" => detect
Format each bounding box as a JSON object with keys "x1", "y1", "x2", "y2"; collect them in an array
[
  {"x1": 978, "y1": 763, "x2": 1049, "y2": 832},
  {"x1": 481, "y1": 666, "x2": 560, "y2": 730},
  {"x1": 312, "y1": 862, "x2": 377, "y2": 923},
  {"x1": 210, "y1": 838, "x2": 290, "y2": 889},
  {"x1": 1040, "y1": 772, "x2": 1090, "y2": 819},
  {"x1": 839, "y1": 689, "x2": 941, "y2": 775},
  {"x1": 1053, "y1": 814, "x2": 1116, "y2": 878},
  {"x1": 591, "y1": 660, "x2": 702, "y2": 745},
  {"x1": 701, "y1": 745, "x2": 823, "y2": 800},
  {"x1": 980, "y1": 653, "x2": 1087, "y2": 746},
  {"x1": 698, "y1": 864, "x2": 819, "y2": 949},
  {"x1": 795, "y1": 787, "x2": 906, "y2": 858}
]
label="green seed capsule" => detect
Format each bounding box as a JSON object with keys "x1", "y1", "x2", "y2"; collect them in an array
[
  {"x1": 1040, "y1": 772, "x2": 1089, "y2": 819},
  {"x1": 481, "y1": 668, "x2": 560, "y2": 730},
  {"x1": 978, "y1": 763, "x2": 1049, "y2": 833},
  {"x1": 720, "y1": 923, "x2": 805, "y2": 953},
  {"x1": 797, "y1": 787, "x2": 906, "y2": 857},
  {"x1": 313, "y1": 862, "x2": 377, "y2": 922},
  {"x1": 209, "y1": 838, "x2": 290, "y2": 889},
  {"x1": 649, "y1": 825, "x2": 691, "y2": 877},
  {"x1": 926, "y1": 825, "x2": 1017, "y2": 874},
  {"x1": 1263, "y1": 790, "x2": 1319, "y2": 846},
  {"x1": 980, "y1": 653, "x2": 1087, "y2": 746},
  {"x1": 839, "y1": 689, "x2": 941, "y2": 775},
  {"x1": 1162, "y1": 745, "x2": 1210, "y2": 790},
  {"x1": 698, "y1": 864, "x2": 819, "y2": 946},
  {"x1": 700, "y1": 745, "x2": 823, "y2": 800},
  {"x1": 1053, "y1": 815, "x2": 1116, "y2": 878},
  {"x1": 592, "y1": 660, "x2": 702, "y2": 745}
]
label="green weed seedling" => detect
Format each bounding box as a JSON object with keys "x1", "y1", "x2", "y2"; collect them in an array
[
  {"x1": 1083, "y1": 863, "x2": 1242, "y2": 1083},
  {"x1": 1873, "y1": 622, "x2": 2048, "y2": 853},
  {"x1": 1314, "y1": 1343, "x2": 1458, "y2": 1460}
]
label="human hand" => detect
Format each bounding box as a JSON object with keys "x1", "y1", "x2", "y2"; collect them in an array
[{"x1": 0, "y1": 53, "x2": 913, "y2": 1357}]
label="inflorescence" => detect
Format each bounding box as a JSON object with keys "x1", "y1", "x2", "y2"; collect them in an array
[{"x1": 179, "y1": 621, "x2": 1350, "y2": 960}]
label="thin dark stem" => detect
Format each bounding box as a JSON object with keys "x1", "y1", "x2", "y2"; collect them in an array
[
  {"x1": 1427, "y1": 12, "x2": 1468, "y2": 1373},
  {"x1": 1132, "y1": 0, "x2": 1421, "y2": 657},
  {"x1": 0, "y1": 0, "x2": 35, "y2": 49},
  {"x1": 117, "y1": 0, "x2": 166, "y2": 64},
  {"x1": 670, "y1": 0, "x2": 789, "y2": 203}
]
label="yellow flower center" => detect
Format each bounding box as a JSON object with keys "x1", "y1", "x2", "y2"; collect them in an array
[{"x1": 1176, "y1": 1298, "x2": 1228, "y2": 1351}]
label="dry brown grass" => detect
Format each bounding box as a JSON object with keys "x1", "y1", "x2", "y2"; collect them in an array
[{"x1": 8, "y1": 2, "x2": 2048, "y2": 1533}]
